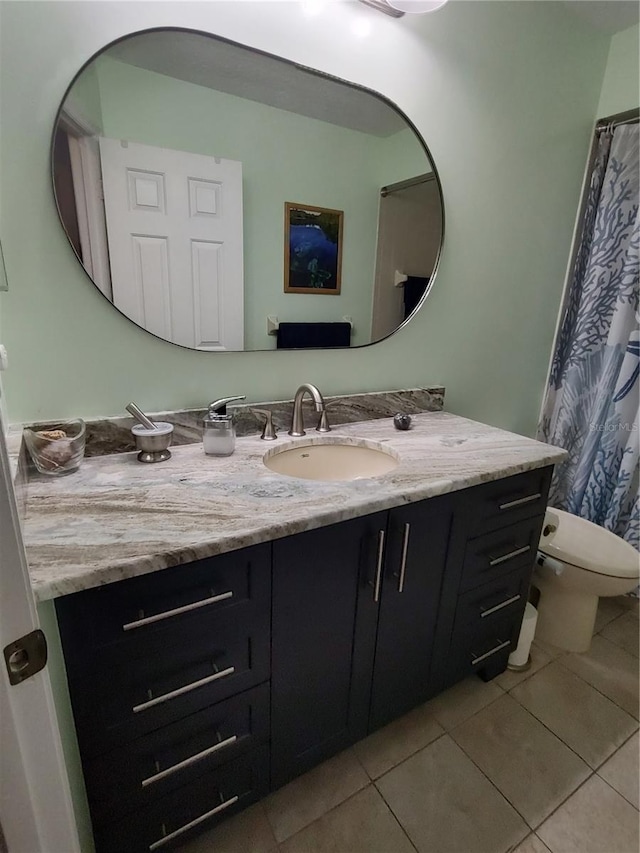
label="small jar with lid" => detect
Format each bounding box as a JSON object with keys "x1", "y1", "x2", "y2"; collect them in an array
[{"x1": 203, "y1": 395, "x2": 245, "y2": 456}]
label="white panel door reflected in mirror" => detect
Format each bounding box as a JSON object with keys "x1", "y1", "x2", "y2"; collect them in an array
[{"x1": 51, "y1": 28, "x2": 444, "y2": 351}]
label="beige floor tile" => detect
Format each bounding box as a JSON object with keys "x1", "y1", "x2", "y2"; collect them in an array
[
  {"x1": 510, "y1": 834, "x2": 552, "y2": 853},
  {"x1": 559, "y1": 635, "x2": 640, "y2": 719},
  {"x1": 496, "y1": 644, "x2": 551, "y2": 692},
  {"x1": 618, "y1": 594, "x2": 640, "y2": 618},
  {"x1": 537, "y1": 775, "x2": 639, "y2": 853},
  {"x1": 594, "y1": 596, "x2": 628, "y2": 634},
  {"x1": 511, "y1": 661, "x2": 638, "y2": 769},
  {"x1": 425, "y1": 675, "x2": 503, "y2": 730},
  {"x1": 353, "y1": 702, "x2": 444, "y2": 779},
  {"x1": 598, "y1": 731, "x2": 640, "y2": 808},
  {"x1": 531, "y1": 639, "x2": 565, "y2": 660},
  {"x1": 451, "y1": 693, "x2": 590, "y2": 828},
  {"x1": 175, "y1": 802, "x2": 276, "y2": 853},
  {"x1": 376, "y1": 734, "x2": 528, "y2": 853},
  {"x1": 279, "y1": 786, "x2": 414, "y2": 853},
  {"x1": 264, "y1": 748, "x2": 368, "y2": 843},
  {"x1": 600, "y1": 612, "x2": 640, "y2": 659}
]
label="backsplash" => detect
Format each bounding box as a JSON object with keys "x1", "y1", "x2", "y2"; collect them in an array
[{"x1": 33, "y1": 387, "x2": 445, "y2": 457}]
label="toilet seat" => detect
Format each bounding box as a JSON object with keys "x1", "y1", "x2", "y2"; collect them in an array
[{"x1": 540, "y1": 508, "x2": 639, "y2": 579}]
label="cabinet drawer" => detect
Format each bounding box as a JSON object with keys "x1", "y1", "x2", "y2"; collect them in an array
[
  {"x1": 454, "y1": 568, "x2": 531, "y2": 635},
  {"x1": 448, "y1": 612, "x2": 522, "y2": 684},
  {"x1": 464, "y1": 467, "x2": 551, "y2": 535},
  {"x1": 94, "y1": 746, "x2": 269, "y2": 853},
  {"x1": 56, "y1": 543, "x2": 270, "y2": 672},
  {"x1": 70, "y1": 612, "x2": 270, "y2": 757},
  {"x1": 85, "y1": 683, "x2": 270, "y2": 826},
  {"x1": 460, "y1": 518, "x2": 541, "y2": 593}
]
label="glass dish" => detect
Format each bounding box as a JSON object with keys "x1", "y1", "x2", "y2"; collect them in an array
[{"x1": 23, "y1": 419, "x2": 86, "y2": 475}]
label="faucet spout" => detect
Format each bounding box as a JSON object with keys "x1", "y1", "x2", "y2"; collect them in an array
[{"x1": 289, "y1": 383, "x2": 326, "y2": 437}]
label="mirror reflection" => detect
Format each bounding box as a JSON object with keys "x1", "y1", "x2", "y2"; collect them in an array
[{"x1": 52, "y1": 29, "x2": 443, "y2": 351}]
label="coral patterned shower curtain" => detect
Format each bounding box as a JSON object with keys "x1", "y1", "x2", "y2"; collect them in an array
[{"x1": 538, "y1": 123, "x2": 639, "y2": 549}]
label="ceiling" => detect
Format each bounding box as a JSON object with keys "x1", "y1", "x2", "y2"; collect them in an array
[
  {"x1": 107, "y1": 30, "x2": 407, "y2": 138},
  {"x1": 105, "y1": 5, "x2": 637, "y2": 137}
]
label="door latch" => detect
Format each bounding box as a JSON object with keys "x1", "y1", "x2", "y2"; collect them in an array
[{"x1": 3, "y1": 629, "x2": 47, "y2": 685}]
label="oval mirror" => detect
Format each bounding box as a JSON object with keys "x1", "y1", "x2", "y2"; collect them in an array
[{"x1": 52, "y1": 28, "x2": 443, "y2": 352}]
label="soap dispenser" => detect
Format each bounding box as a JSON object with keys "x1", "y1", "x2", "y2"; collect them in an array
[{"x1": 203, "y1": 396, "x2": 246, "y2": 456}]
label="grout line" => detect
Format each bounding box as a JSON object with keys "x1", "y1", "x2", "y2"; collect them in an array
[
  {"x1": 372, "y1": 784, "x2": 420, "y2": 853},
  {"x1": 553, "y1": 643, "x2": 640, "y2": 721},
  {"x1": 275, "y1": 781, "x2": 420, "y2": 852},
  {"x1": 354, "y1": 724, "x2": 447, "y2": 783},
  {"x1": 428, "y1": 682, "x2": 505, "y2": 733},
  {"x1": 535, "y1": 771, "x2": 640, "y2": 844},
  {"x1": 505, "y1": 676, "x2": 637, "y2": 772},
  {"x1": 500, "y1": 655, "x2": 553, "y2": 691},
  {"x1": 268, "y1": 782, "x2": 371, "y2": 848},
  {"x1": 529, "y1": 771, "x2": 597, "y2": 833},
  {"x1": 595, "y1": 729, "x2": 640, "y2": 811},
  {"x1": 447, "y1": 697, "x2": 592, "y2": 830}
]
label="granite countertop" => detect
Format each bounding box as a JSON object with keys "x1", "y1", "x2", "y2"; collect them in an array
[{"x1": 22, "y1": 411, "x2": 566, "y2": 601}]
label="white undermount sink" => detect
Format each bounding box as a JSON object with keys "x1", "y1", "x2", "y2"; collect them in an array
[{"x1": 263, "y1": 437, "x2": 399, "y2": 481}]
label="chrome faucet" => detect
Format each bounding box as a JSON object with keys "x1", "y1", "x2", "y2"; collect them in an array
[{"x1": 289, "y1": 383, "x2": 331, "y2": 436}]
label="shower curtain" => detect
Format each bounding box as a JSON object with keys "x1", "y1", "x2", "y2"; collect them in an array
[{"x1": 538, "y1": 123, "x2": 639, "y2": 549}]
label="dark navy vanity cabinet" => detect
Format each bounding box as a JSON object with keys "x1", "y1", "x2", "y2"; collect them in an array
[{"x1": 55, "y1": 466, "x2": 552, "y2": 852}]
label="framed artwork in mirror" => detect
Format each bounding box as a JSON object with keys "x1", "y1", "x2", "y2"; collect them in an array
[{"x1": 284, "y1": 202, "x2": 343, "y2": 295}]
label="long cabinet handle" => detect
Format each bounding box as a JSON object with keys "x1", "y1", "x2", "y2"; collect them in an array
[
  {"x1": 133, "y1": 666, "x2": 235, "y2": 714},
  {"x1": 123, "y1": 590, "x2": 233, "y2": 631},
  {"x1": 141, "y1": 734, "x2": 238, "y2": 787},
  {"x1": 499, "y1": 493, "x2": 541, "y2": 511},
  {"x1": 397, "y1": 523, "x2": 410, "y2": 593},
  {"x1": 471, "y1": 639, "x2": 511, "y2": 666},
  {"x1": 149, "y1": 794, "x2": 239, "y2": 850},
  {"x1": 372, "y1": 530, "x2": 385, "y2": 603},
  {"x1": 488, "y1": 545, "x2": 531, "y2": 567},
  {"x1": 480, "y1": 594, "x2": 521, "y2": 618}
]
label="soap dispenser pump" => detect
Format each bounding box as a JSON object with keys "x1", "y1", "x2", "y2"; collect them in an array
[{"x1": 203, "y1": 396, "x2": 246, "y2": 456}]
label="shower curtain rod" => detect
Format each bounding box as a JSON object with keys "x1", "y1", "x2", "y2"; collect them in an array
[
  {"x1": 380, "y1": 173, "x2": 435, "y2": 197},
  {"x1": 596, "y1": 107, "x2": 639, "y2": 134}
]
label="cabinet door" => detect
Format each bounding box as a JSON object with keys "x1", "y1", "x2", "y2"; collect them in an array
[
  {"x1": 369, "y1": 495, "x2": 453, "y2": 731},
  {"x1": 271, "y1": 512, "x2": 386, "y2": 789}
]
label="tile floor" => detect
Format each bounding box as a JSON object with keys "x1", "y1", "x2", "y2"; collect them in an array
[{"x1": 178, "y1": 596, "x2": 639, "y2": 853}]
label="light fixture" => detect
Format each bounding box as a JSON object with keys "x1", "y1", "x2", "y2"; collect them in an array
[{"x1": 358, "y1": 0, "x2": 448, "y2": 16}]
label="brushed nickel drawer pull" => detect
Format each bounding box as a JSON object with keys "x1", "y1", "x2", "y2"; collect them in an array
[
  {"x1": 488, "y1": 545, "x2": 531, "y2": 567},
  {"x1": 480, "y1": 594, "x2": 521, "y2": 618},
  {"x1": 471, "y1": 639, "x2": 511, "y2": 666},
  {"x1": 141, "y1": 734, "x2": 238, "y2": 787},
  {"x1": 123, "y1": 590, "x2": 233, "y2": 631},
  {"x1": 499, "y1": 493, "x2": 541, "y2": 511},
  {"x1": 149, "y1": 794, "x2": 239, "y2": 850},
  {"x1": 397, "y1": 523, "x2": 410, "y2": 593},
  {"x1": 372, "y1": 530, "x2": 385, "y2": 603},
  {"x1": 133, "y1": 666, "x2": 235, "y2": 714}
]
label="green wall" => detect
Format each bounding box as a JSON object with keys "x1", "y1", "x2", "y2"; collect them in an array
[
  {"x1": 0, "y1": 1, "x2": 612, "y2": 435},
  {"x1": 91, "y1": 56, "x2": 427, "y2": 349},
  {"x1": 597, "y1": 23, "x2": 640, "y2": 117},
  {"x1": 66, "y1": 62, "x2": 104, "y2": 133}
]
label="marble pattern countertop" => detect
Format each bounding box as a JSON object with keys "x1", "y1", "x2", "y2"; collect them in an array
[{"x1": 23, "y1": 412, "x2": 566, "y2": 601}]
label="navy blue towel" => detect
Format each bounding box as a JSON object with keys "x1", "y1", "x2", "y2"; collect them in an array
[
  {"x1": 277, "y1": 322, "x2": 351, "y2": 349},
  {"x1": 403, "y1": 276, "x2": 429, "y2": 319}
]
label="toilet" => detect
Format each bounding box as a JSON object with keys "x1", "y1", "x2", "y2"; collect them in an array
[{"x1": 533, "y1": 508, "x2": 640, "y2": 653}]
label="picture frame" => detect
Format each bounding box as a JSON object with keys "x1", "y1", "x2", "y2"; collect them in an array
[{"x1": 284, "y1": 202, "x2": 343, "y2": 295}]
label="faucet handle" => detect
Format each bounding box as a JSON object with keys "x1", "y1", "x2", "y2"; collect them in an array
[
  {"x1": 252, "y1": 409, "x2": 277, "y2": 440},
  {"x1": 316, "y1": 409, "x2": 331, "y2": 433},
  {"x1": 208, "y1": 395, "x2": 246, "y2": 416}
]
